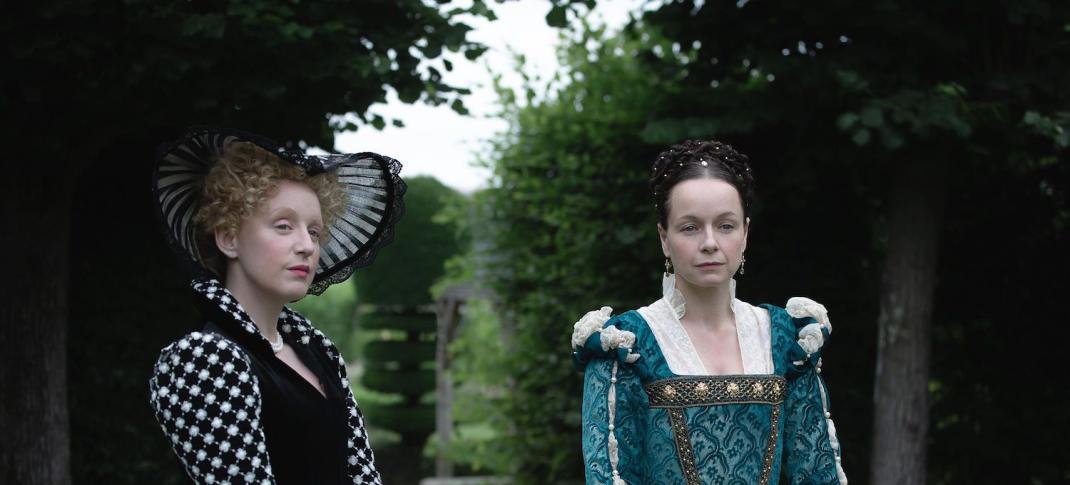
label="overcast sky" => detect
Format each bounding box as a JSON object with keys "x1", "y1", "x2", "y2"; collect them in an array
[{"x1": 333, "y1": 1, "x2": 643, "y2": 193}]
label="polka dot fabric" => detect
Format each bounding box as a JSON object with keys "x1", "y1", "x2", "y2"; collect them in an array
[
  {"x1": 150, "y1": 332, "x2": 274, "y2": 484},
  {"x1": 149, "y1": 279, "x2": 382, "y2": 484}
]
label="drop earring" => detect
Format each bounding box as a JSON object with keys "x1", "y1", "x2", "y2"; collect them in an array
[
  {"x1": 738, "y1": 254, "x2": 746, "y2": 276},
  {"x1": 664, "y1": 257, "x2": 674, "y2": 276}
]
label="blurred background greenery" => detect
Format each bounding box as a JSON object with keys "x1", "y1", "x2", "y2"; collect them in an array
[{"x1": 4, "y1": 1, "x2": 1069, "y2": 485}]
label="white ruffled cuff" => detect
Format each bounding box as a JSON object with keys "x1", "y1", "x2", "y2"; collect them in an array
[
  {"x1": 600, "y1": 326, "x2": 636, "y2": 353},
  {"x1": 571, "y1": 306, "x2": 613, "y2": 349},
  {"x1": 786, "y1": 296, "x2": 832, "y2": 333},
  {"x1": 797, "y1": 323, "x2": 825, "y2": 355}
]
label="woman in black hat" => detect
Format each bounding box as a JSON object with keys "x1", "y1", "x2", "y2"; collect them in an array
[{"x1": 148, "y1": 128, "x2": 405, "y2": 484}]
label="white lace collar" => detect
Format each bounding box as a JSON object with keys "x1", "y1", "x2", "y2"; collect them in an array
[{"x1": 639, "y1": 274, "x2": 773, "y2": 375}]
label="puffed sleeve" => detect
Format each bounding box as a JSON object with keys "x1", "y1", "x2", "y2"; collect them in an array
[
  {"x1": 779, "y1": 298, "x2": 848, "y2": 485},
  {"x1": 573, "y1": 308, "x2": 643, "y2": 485},
  {"x1": 148, "y1": 332, "x2": 275, "y2": 484},
  {"x1": 582, "y1": 355, "x2": 644, "y2": 485}
]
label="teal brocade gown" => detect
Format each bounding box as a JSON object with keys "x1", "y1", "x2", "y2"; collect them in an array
[{"x1": 574, "y1": 279, "x2": 847, "y2": 485}]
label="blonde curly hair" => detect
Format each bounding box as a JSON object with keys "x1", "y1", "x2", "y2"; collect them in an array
[{"x1": 193, "y1": 141, "x2": 346, "y2": 277}]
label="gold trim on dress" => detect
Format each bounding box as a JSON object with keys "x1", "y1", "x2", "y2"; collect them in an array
[
  {"x1": 667, "y1": 408, "x2": 701, "y2": 485},
  {"x1": 644, "y1": 375, "x2": 786, "y2": 408},
  {"x1": 760, "y1": 405, "x2": 781, "y2": 485},
  {"x1": 644, "y1": 375, "x2": 787, "y2": 485}
]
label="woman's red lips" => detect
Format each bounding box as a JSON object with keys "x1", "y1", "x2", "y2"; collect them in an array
[{"x1": 288, "y1": 265, "x2": 310, "y2": 276}]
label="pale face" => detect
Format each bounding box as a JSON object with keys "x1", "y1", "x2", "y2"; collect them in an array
[
  {"x1": 658, "y1": 177, "x2": 749, "y2": 290},
  {"x1": 216, "y1": 180, "x2": 324, "y2": 304}
]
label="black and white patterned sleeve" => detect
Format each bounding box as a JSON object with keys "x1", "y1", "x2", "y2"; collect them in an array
[{"x1": 149, "y1": 332, "x2": 276, "y2": 484}]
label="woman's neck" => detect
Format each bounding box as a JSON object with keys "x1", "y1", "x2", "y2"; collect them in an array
[
  {"x1": 224, "y1": 280, "x2": 284, "y2": 340},
  {"x1": 675, "y1": 277, "x2": 734, "y2": 330}
]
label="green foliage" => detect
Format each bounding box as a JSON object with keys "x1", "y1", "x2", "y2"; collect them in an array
[
  {"x1": 290, "y1": 278, "x2": 359, "y2": 355},
  {"x1": 1023, "y1": 110, "x2": 1070, "y2": 149},
  {"x1": 4, "y1": 0, "x2": 492, "y2": 156},
  {"x1": 477, "y1": 25, "x2": 882, "y2": 481},
  {"x1": 358, "y1": 305, "x2": 438, "y2": 447},
  {"x1": 352, "y1": 175, "x2": 468, "y2": 465},
  {"x1": 435, "y1": 299, "x2": 514, "y2": 473},
  {"x1": 837, "y1": 84, "x2": 973, "y2": 149},
  {"x1": 625, "y1": 4, "x2": 1070, "y2": 481},
  {"x1": 360, "y1": 402, "x2": 436, "y2": 434},
  {"x1": 361, "y1": 312, "x2": 438, "y2": 332},
  {"x1": 362, "y1": 367, "x2": 435, "y2": 395},
  {"x1": 7, "y1": 2, "x2": 493, "y2": 483},
  {"x1": 364, "y1": 340, "x2": 437, "y2": 363},
  {"x1": 477, "y1": 30, "x2": 672, "y2": 482},
  {"x1": 476, "y1": 1, "x2": 1068, "y2": 483},
  {"x1": 353, "y1": 176, "x2": 469, "y2": 306},
  {"x1": 630, "y1": 0, "x2": 1070, "y2": 170}
]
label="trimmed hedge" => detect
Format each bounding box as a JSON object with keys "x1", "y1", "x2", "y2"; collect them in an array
[
  {"x1": 359, "y1": 312, "x2": 437, "y2": 332},
  {"x1": 363, "y1": 340, "x2": 436, "y2": 365},
  {"x1": 361, "y1": 368, "x2": 436, "y2": 396},
  {"x1": 360, "y1": 402, "x2": 436, "y2": 434}
]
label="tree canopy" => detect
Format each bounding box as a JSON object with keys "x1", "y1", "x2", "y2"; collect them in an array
[
  {"x1": 2, "y1": 2, "x2": 492, "y2": 483},
  {"x1": 473, "y1": 1, "x2": 1069, "y2": 483},
  {"x1": 4, "y1": 0, "x2": 492, "y2": 158}
]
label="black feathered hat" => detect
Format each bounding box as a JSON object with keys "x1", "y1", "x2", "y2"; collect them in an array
[{"x1": 152, "y1": 126, "x2": 406, "y2": 295}]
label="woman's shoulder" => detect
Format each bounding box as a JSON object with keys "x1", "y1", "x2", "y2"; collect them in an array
[
  {"x1": 148, "y1": 330, "x2": 260, "y2": 418},
  {"x1": 152, "y1": 330, "x2": 254, "y2": 380},
  {"x1": 756, "y1": 297, "x2": 835, "y2": 372},
  {"x1": 570, "y1": 306, "x2": 649, "y2": 371},
  {"x1": 607, "y1": 308, "x2": 649, "y2": 332},
  {"x1": 572, "y1": 306, "x2": 651, "y2": 341},
  {"x1": 758, "y1": 297, "x2": 833, "y2": 336}
]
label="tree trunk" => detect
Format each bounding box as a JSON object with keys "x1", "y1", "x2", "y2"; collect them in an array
[
  {"x1": 869, "y1": 164, "x2": 945, "y2": 485},
  {"x1": 434, "y1": 297, "x2": 461, "y2": 478},
  {"x1": 0, "y1": 172, "x2": 73, "y2": 485}
]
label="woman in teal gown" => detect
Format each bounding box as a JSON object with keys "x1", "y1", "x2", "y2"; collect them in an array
[{"x1": 573, "y1": 140, "x2": 847, "y2": 485}]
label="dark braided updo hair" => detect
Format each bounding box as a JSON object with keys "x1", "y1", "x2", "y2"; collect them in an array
[{"x1": 650, "y1": 140, "x2": 755, "y2": 228}]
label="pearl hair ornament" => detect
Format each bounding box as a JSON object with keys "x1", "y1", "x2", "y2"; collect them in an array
[{"x1": 649, "y1": 140, "x2": 755, "y2": 216}]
